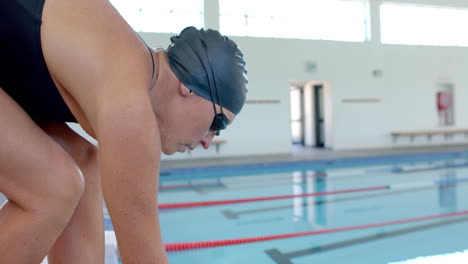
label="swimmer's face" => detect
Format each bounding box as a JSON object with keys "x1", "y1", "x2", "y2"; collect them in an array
[
  {"x1": 179, "y1": 99, "x2": 235, "y2": 154},
  {"x1": 157, "y1": 84, "x2": 235, "y2": 155},
  {"x1": 149, "y1": 51, "x2": 235, "y2": 155}
]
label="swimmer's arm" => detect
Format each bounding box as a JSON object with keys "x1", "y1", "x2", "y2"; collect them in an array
[{"x1": 95, "y1": 95, "x2": 168, "y2": 263}]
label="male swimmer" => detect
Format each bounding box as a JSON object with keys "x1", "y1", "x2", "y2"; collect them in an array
[{"x1": 0, "y1": 0, "x2": 247, "y2": 263}]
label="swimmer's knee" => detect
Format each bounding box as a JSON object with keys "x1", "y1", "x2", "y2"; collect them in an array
[
  {"x1": 31, "y1": 161, "x2": 85, "y2": 214},
  {"x1": 55, "y1": 164, "x2": 85, "y2": 207}
]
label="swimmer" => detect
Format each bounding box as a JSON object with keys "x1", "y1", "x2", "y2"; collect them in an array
[{"x1": 0, "y1": 0, "x2": 247, "y2": 263}]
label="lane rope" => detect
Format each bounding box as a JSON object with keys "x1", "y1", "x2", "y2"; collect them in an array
[
  {"x1": 165, "y1": 210, "x2": 468, "y2": 252},
  {"x1": 159, "y1": 173, "x2": 326, "y2": 190},
  {"x1": 158, "y1": 177, "x2": 468, "y2": 210},
  {"x1": 158, "y1": 186, "x2": 387, "y2": 209},
  {"x1": 159, "y1": 162, "x2": 468, "y2": 191},
  {"x1": 160, "y1": 183, "x2": 221, "y2": 190}
]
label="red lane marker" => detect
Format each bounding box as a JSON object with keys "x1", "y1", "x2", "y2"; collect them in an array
[
  {"x1": 165, "y1": 210, "x2": 468, "y2": 252},
  {"x1": 158, "y1": 185, "x2": 388, "y2": 210}
]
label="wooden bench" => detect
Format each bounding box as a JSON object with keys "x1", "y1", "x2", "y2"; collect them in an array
[
  {"x1": 187, "y1": 140, "x2": 227, "y2": 154},
  {"x1": 391, "y1": 129, "x2": 468, "y2": 142}
]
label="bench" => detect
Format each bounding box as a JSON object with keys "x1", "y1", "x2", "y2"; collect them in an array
[
  {"x1": 187, "y1": 140, "x2": 227, "y2": 154},
  {"x1": 391, "y1": 129, "x2": 468, "y2": 142}
]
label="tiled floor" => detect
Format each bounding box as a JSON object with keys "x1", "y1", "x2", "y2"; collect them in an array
[{"x1": 160, "y1": 144, "x2": 468, "y2": 169}]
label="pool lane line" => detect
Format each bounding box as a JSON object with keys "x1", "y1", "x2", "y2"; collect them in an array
[
  {"x1": 159, "y1": 182, "x2": 224, "y2": 190},
  {"x1": 160, "y1": 150, "x2": 468, "y2": 179},
  {"x1": 220, "y1": 185, "x2": 438, "y2": 219},
  {"x1": 158, "y1": 177, "x2": 468, "y2": 210},
  {"x1": 159, "y1": 162, "x2": 468, "y2": 191},
  {"x1": 164, "y1": 210, "x2": 468, "y2": 252},
  {"x1": 265, "y1": 216, "x2": 468, "y2": 264},
  {"x1": 159, "y1": 173, "x2": 326, "y2": 190},
  {"x1": 158, "y1": 185, "x2": 388, "y2": 210}
]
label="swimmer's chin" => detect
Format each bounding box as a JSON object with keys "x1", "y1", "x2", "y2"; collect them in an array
[
  {"x1": 161, "y1": 145, "x2": 186, "y2": 155},
  {"x1": 161, "y1": 146, "x2": 174, "y2": 156}
]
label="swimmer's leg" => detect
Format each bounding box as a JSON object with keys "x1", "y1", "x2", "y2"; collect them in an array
[
  {"x1": 0, "y1": 88, "x2": 84, "y2": 264},
  {"x1": 41, "y1": 122, "x2": 104, "y2": 264}
]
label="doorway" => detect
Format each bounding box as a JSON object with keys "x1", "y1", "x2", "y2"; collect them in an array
[{"x1": 290, "y1": 82, "x2": 328, "y2": 149}]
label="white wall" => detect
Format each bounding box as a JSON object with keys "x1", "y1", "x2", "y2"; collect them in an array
[
  {"x1": 147, "y1": 0, "x2": 468, "y2": 158},
  {"x1": 72, "y1": 0, "x2": 468, "y2": 158}
]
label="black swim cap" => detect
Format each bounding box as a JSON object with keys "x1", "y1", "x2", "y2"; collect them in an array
[{"x1": 167, "y1": 26, "x2": 248, "y2": 115}]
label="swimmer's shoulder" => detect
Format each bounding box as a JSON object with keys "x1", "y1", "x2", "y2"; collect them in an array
[{"x1": 41, "y1": 0, "x2": 154, "y2": 135}]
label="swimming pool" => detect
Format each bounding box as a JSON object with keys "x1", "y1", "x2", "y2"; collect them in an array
[{"x1": 102, "y1": 150, "x2": 468, "y2": 264}]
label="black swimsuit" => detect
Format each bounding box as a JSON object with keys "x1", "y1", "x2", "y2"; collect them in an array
[{"x1": 0, "y1": 0, "x2": 155, "y2": 123}]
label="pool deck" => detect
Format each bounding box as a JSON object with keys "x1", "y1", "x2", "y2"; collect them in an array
[{"x1": 160, "y1": 144, "x2": 468, "y2": 170}]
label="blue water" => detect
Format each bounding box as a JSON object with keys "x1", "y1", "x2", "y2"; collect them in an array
[{"x1": 108, "y1": 151, "x2": 468, "y2": 264}]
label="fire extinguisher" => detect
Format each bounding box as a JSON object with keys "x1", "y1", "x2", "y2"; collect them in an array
[{"x1": 437, "y1": 91, "x2": 452, "y2": 111}]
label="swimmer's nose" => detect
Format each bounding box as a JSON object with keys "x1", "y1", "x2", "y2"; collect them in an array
[{"x1": 200, "y1": 131, "x2": 215, "y2": 149}]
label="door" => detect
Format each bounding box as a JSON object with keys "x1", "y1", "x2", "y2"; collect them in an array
[{"x1": 314, "y1": 84, "x2": 325, "y2": 148}]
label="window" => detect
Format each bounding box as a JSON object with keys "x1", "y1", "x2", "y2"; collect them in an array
[
  {"x1": 219, "y1": 0, "x2": 369, "y2": 42},
  {"x1": 109, "y1": 0, "x2": 204, "y2": 33},
  {"x1": 381, "y1": 3, "x2": 468, "y2": 46}
]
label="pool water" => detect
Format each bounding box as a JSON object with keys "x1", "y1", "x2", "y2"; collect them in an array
[{"x1": 106, "y1": 153, "x2": 468, "y2": 264}]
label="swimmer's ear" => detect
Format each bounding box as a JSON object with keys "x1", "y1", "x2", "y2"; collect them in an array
[{"x1": 179, "y1": 83, "x2": 193, "y2": 97}]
